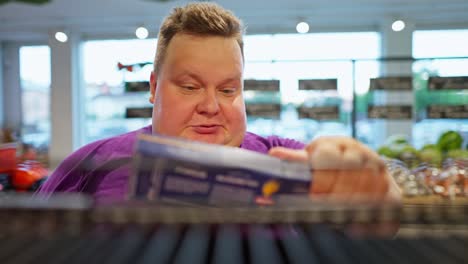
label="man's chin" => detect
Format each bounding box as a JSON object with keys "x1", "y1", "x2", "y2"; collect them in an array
[{"x1": 186, "y1": 134, "x2": 226, "y2": 145}]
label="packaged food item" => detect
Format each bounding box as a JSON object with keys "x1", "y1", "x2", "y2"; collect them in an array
[
  {"x1": 386, "y1": 157, "x2": 468, "y2": 198},
  {"x1": 129, "y1": 133, "x2": 311, "y2": 206},
  {"x1": 385, "y1": 158, "x2": 432, "y2": 197}
]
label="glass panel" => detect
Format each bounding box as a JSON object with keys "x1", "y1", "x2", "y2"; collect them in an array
[
  {"x1": 19, "y1": 45, "x2": 51, "y2": 149},
  {"x1": 82, "y1": 39, "x2": 156, "y2": 145},
  {"x1": 412, "y1": 30, "x2": 468, "y2": 149},
  {"x1": 244, "y1": 32, "x2": 380, "y2": 143}
]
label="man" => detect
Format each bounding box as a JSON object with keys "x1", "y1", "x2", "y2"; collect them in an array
[{"x1": 38, "y1": 2, "x2": 401, "y2": 204}]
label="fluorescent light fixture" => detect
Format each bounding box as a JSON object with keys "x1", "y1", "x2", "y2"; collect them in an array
[
  {"x1": 136, "y1": 26, "x2": 149, "y2": 39},
  {"x1": 391, "y1": 20, "x2": 405, "y2": 32},
  {"x1": 55, "y1": 31, "x2": 68, "y2": 43},
  {"x1": 296, "y1": 21, "x2": 309, "y2": 34}
]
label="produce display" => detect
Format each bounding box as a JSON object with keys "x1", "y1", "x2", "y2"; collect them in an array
[
  {"x1": 1, "y1": 129, "x2": 49, "y2": 192},
  {"x1": 379, "y1": 131, "x2": 467, "y2": 198}
]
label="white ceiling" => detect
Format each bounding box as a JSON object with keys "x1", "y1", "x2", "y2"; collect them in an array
[{"x1": 1, "y1": 0, "x2": 468, "y2": 41}]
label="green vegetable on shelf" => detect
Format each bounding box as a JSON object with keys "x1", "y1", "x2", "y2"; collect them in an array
[
  {"x1": 377, "y1": 145, "x2": 399, "y2": 159},
  {"x1": 399, "y1": 145, "x2": 420, "y2": 168},
  {"x1": 446, "y1": 149, "x2": 468, "y2": 159},
  {"x1": 384, "y1": 134, "x2": 409, "y2": 146},
  {"x1": 378, "y1": 131, "x2": 466, "y2": 168},
  {"x1": 419, "y1": 147, "x2": 443, "y2": 167},
  {"x1": 437, "y1": 130, "x2": 463, "y2": 152},
  {"x1": 420, "y1": 144, "x2": 440, "y2": 151}
]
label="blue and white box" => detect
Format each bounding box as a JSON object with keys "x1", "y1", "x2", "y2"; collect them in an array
[{"x1": 129, "y1": 133, "x2": 311, "y2": 206}]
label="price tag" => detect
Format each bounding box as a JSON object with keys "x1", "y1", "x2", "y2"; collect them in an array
[
  {"x1": 369, "y1": 77, "x2": 412, "y2": 91},
  {"x1": 244, "y1": 80, "x2": 280, "y2": 91},
  {"x1": 428, "y1": 76, "x2": 468, "y2": 90},
  {"x1": 125, "y1": 81, "x2": 150, "y2": 92},
  {"x1": 125, "y1": 107, "x2": 152, "y2": 118},
  {"x1": 426, "y1": 105, "x2": 468, "y2": 119},
  {"x1": 298, "y1": 79, "x2": 337, "y2": 90},
  {"x1": 298, "y1": 106, "x2": 339, "y2": 120},
  {"x1": 367, "y1": 105, "x2": 412, "y2": 119},
  {"x1": 246, "y1": 104, "x2": 281, "y2": 118}
]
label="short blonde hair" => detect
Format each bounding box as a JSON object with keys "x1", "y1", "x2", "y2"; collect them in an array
[{"x1": 154, "y1": 2, "x2": 245, "y2": 73}]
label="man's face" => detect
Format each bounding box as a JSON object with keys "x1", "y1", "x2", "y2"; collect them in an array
[{"x1": 150, "y1": 33, "x2": 246, "y2": 146}]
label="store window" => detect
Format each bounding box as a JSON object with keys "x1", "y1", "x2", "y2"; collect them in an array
[
  {"x1": 82, "y1": 39, "x2": 156, "y2": 144},
  {"x1": 19, "y1": 46, "x2": 51, "y2": 149},
  {"x1": 412, "y1": 29, "x2": 468, "y2": 148},
  {"x1": 81, "y1": 33, "x2": 380, "y2": 145},
  {"x1": 243, "y1": 32, "x2": 380, "y2": 142}
]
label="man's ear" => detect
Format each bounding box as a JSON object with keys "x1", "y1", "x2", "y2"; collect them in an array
[{"x1": 149, "y1": 71, "x2": 157, "y2": 104}]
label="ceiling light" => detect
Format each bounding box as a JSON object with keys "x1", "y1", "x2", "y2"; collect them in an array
[
  {"x1": 296, "y1": 22, "x2": 309, "y2": 34},
  {"x1": 136, "y1": 26, "x2": 149, "y2": 39},
  {"x1": 391, "y1": 20, "x2": 405, "y2": 32},
  {"x1": 55, "y1": 31, "x2": 68, "y2": 43}
]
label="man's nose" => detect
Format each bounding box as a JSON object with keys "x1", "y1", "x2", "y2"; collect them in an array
[{"x1": 196, "y1": 89, "x2": 220, "y2": 116}]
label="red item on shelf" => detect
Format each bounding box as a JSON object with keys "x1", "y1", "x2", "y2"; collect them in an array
[
  {"x1": 11, "y1": 161, "x2": 48, "y2": 191},
  {"x1": 0, "y1": 143, "x2": 17, "y2": 172}
]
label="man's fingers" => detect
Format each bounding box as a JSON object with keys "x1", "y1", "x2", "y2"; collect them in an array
[
  {"x1": 331, "y1": 169, "x2": 359, "y2": 197},
  {"x1": 306, "y1": 136, "x2": 357, "y2": 154},
  {"x1": 273, "y1": 137, "x2": 401, "y2": 202},
  {"x1": 341, "y1": 148, "x2": 366, "y2": 169},
  {"x1": 309, "y1": 143, "x2": 342, "y2": 169},
  {"x1": 268, "y1": 147, "x2": 308, "y2": 162},
  {"x1": 310, "y1": 170, "x2": 338, "y2": 194}
]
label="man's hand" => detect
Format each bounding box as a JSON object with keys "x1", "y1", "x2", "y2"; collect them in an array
[{"x1": 269, "y1": 136, "x2": 401, "y2": 201}]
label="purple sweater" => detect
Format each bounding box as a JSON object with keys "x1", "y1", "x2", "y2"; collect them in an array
[{"x1": 37, "y1": 126, "x2": 305, "y2": 202}]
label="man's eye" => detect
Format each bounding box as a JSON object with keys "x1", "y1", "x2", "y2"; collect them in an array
[
  {"x1": 220, "y1": 88, "x2": 236, "y2": 94},
  {"x1": 182, "y1": 86, "x2": 197, "y2": 91}
]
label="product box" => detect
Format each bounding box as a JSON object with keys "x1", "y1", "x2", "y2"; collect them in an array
[{"x1": 128, "y1": 133, "x2": 311, "y2": 206}]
